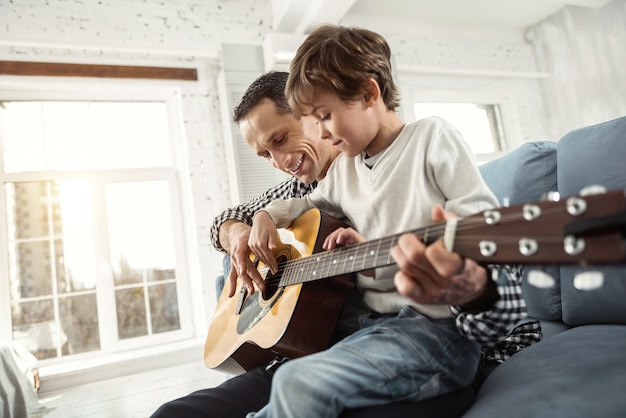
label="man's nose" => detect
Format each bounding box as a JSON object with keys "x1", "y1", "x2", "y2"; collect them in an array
[{"x1": 273, "y1": 152, "x2": 290, "y2": 171}]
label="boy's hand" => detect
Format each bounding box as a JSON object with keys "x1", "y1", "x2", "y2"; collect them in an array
[
  {"x1": 248, "y1": 211, "x2": 280, "y2": 276},
  {"x1": 322, "y1": 227, "x2": 366, "y2": 250},
  {"x1": 391, "y1": 205, "x2": 488, "y2": 306}
]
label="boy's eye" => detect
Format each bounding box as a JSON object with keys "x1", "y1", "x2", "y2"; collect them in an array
[{"x1": 320, "y1": 114, "x2": 330, "y2": 122}]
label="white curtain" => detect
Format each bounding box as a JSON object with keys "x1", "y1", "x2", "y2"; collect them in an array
[{"x1": 527, "y1": 0, "x2": 626, "y2": 140}]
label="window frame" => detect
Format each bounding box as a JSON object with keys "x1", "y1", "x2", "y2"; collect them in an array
[
  {"x1": 412, "y1": 101, "x2": 506, "y2": 159},
  {"x1": 396, "y1": 72, "x2": 526, "y2": 163},
  {"x1": 0, "y1": 81, "x2": 198, "y2": 362}
]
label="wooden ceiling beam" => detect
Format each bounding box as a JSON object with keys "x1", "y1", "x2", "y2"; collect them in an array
[{"x1": 0, "y1": 61, "x2": 198, "y2": 81}]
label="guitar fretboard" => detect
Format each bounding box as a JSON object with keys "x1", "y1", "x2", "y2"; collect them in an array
[{"x1": 277, "y1": 225, "x2": 444, "y2": 287}]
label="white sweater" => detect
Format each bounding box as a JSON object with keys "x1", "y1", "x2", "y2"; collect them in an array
[{"x1": 264, "y1": 117, "x2": 499, "y2": 316}]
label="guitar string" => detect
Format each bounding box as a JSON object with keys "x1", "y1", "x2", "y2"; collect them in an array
[{"x1": 255, "y1": 205, "x2": 573, "y2": 288}]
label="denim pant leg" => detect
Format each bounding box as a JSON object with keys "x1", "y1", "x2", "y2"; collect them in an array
[{"x1": 247, "y1": 306, "x2": 481, "y2": 418}]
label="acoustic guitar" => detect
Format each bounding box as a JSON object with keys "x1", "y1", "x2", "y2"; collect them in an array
[{"x1": 204, "y1": 190, "x2": 626, "y2": 375}]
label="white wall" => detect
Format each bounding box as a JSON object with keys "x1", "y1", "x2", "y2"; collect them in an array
[
  {"x1": 527, "y1": 0, "x2": 626, "y2": 140},
  {"x1": 386, "y1": 35, "x2": 549, "y2": 150}
]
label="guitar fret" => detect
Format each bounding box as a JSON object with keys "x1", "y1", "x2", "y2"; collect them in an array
[
  {"x1": 325, "y1": 252, "x2": 335, "y2": 279},
  {"x1": 366, "y1": 244, "x2": 376, "y2": 269},
  {"x1": 308, "y1": 255, "x2": 318, "y2": 281},
  {"x1": 280, "y1": 262, "x2": 288, "y2": 287},
  {"x1": 317, "y1": 253, "x2": 325, "y2": 280},
  {"x1": 341, "y1": 246, "x2": 349, "y2": 276},
  {"x1": 283, "y1": 261, "x2": 294, "y2": 286},
  {"x1": 360, "y1": 242, "x2": 368, "y2": 271},
  {"x1": 373, "y1": 238, "x2": 383, "y2": 268},
  {"x1": 350, "y1": 245, "x2": 357, "y2": 273},
  {"x1": 326, "y1": 251, "x2": 337, "y2": 279},
  {"x1": 329, "y1": 253, "x2": 339, "y2": 277},
  {"x1": 383, "y1": 236, "x2": 392, "y2": 265},
  {"x1": 317, "y1": 253, "x2": 326, "y2": 279}
]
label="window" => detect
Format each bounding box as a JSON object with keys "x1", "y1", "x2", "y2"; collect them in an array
[
  {"x1": 414, "y1": 102, "x2": 505, "y2": 160},
  {"x1": 1, "y1": 96, "x2": 194, "y2": 362}
]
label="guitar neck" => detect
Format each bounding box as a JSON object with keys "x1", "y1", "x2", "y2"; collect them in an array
[
  {"x1": 278, "y1": 224, "x2": 443, "y2": 287},
  {"x1": 273, "y1": 190, "x2": 626, "y2": 288}
]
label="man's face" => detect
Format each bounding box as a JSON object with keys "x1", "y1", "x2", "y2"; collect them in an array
[{"x1": 240, "y1": 98, "x2": 338, "y2": 184}]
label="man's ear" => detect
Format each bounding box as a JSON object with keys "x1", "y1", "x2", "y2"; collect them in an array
[{"x1": 363, "y1": 78, "x2": 381, "y2": 108}]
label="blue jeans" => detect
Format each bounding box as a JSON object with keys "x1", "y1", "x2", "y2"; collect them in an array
[{"x1": 246, "y1": 305, "x2": 481, "y2": 418}]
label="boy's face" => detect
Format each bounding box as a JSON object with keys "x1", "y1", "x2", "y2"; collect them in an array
[
  {"x1": 308, "y1": 89, "x2": 379, "y2": 158},
  {"x1": 239, "y1": 98, "x2": 338, "y2": 184}
]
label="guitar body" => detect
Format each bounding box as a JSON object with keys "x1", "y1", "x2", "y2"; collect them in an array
[{"x1": 204, "y1": 209, "x2": 354, "y2": 375}]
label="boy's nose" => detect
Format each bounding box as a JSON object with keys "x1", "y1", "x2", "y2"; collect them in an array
[{"x1": 318, "y1": 123, "x2": 331, "y2": 140}]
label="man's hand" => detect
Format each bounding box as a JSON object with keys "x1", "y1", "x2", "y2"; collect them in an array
[
  {"x1": 391, "y1": 205, "x2": 488, "y2": 306},
  {"x1": 248, "y1": 211, "x2": 280, "y2": 276},
  {"x1": 219, "y1": 220, "x2": 266, "y2": 298}
]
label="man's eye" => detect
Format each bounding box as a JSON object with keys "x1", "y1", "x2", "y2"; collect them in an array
[
  {"x1": 261, "y1": 151, "x2": 271, "y2": 159},
  {"x1": 275, "y1": 136, "x2": 286, "y2": 145}
]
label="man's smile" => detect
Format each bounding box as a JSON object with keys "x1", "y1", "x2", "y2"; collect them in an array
[{"x1": 288, "y1": 154, "x2": 304, "y2": 174}]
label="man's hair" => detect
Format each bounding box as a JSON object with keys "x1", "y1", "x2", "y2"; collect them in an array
[
  {"x1": 286, "y1": 24, "x2": 400, "y2": 115},
  {"x1": 232, "y1": 71, "x2": 293, "y2": 124}
]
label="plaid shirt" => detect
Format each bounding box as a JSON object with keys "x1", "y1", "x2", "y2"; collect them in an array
[{"x1": 209, "y1": 177, "x2": 541, "y2": 363}]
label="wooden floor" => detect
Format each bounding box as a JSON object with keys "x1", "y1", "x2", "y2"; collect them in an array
[{"x1": 37, "y1": 361, "x2": 226, "y2": 418}]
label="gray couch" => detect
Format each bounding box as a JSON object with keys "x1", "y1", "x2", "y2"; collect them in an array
[
  {"x1": 215, "y1": 116, "x2": 626, "y2": 417},
  {"x1": 466, "y1": 115, "x2": 626, "y2": 417}
]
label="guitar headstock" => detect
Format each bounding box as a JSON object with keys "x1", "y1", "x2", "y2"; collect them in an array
[{"x1": 454, "y1": 190, "x2": 626, "y2": 265}]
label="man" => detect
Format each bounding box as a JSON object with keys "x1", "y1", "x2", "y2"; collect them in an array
[{"x1": 151, "y1": 71, "x2": 540, "y2": 418}]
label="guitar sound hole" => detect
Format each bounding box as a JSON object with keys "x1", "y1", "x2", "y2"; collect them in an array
[{"x1": 263, "y1": 255, "x2": 287, "y2": 299}]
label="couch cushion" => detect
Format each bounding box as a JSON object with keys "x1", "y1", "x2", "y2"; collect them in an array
[
  {"x1": 521, "y1": 265, "x2": 563, "y2": 323},
  {"x1": 465, "y1": 325, "x2": 626, "y2": 418},
  {"x1": 560, "y1": 265, "x2": 626, "y2": 326},
  {"x1": 556, "y1": 116, "x2": 626, "y2": 326},
  {"x1": 479, "y1": 141, "x2": 561, "y2": 322},
  {"x1": 557, "y1": 116, "x2": 626, "y2": 197},
  {"x1": 479, "y1": 141, "x2": 558, "y2": 206}
]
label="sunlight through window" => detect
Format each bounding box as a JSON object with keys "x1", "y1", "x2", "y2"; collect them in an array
[{"x1": 414, "y1": 103, "x2": 503, "y2": 154}]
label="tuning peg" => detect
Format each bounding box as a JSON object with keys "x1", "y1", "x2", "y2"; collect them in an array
[{"x1": 541, "y1": 191, "x2": 560, "y2": 202}]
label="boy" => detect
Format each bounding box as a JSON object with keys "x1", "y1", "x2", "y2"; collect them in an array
[{"x1": 246, "y1": 25, "x2": 505, "y2": 417}]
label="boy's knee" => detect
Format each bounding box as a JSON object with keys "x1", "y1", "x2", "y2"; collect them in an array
[{"x1": 273, "y1": 358, "x2": 308, "y2": 389}]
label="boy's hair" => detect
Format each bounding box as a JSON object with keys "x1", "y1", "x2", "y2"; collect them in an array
[
  {"x1": 232, "y1": 71, "x2": 294, "y2": 124},
  {"x1": 286, "y1": 24, "x2": 400, "y2": 116}
]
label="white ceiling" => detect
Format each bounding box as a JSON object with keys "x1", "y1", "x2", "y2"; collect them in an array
[{"x1": 270, "y1": 0, "x2": 612, "y2": 39}]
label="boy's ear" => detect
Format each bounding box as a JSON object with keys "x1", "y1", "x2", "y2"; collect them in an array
[{"x1": 363, "y1": 78, "x2": 381, "y2": 107}]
